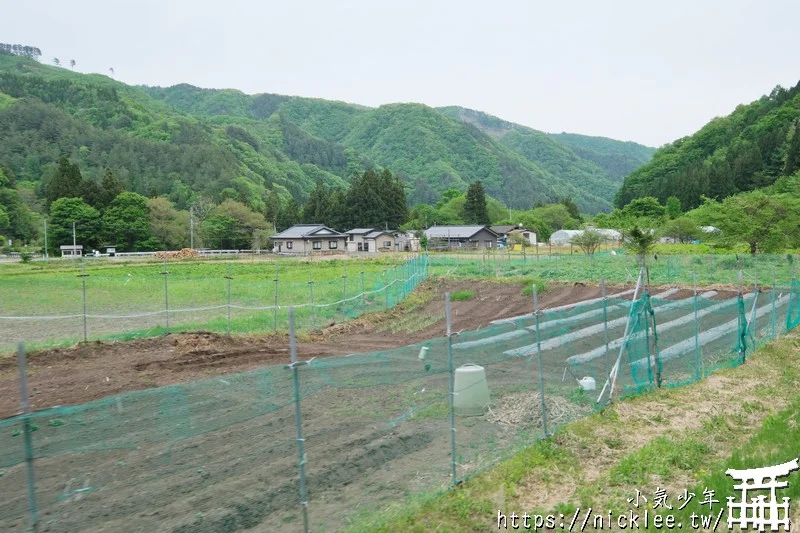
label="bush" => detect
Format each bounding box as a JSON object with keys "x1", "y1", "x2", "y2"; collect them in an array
[{"x1": 19, "y1": 251, "x2": 32, "y2": 263}]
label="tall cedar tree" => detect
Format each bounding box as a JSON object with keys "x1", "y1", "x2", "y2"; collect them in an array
[
  {"x1": 346, "y1": 169, "x2": 387, "y2": 228},
  {"x1": 45, "y1": 156, "x2": 83, "y2": 206},
  {"x1": 380, "y1": 168, "x2": 409, "y2": 229},
  {"x1": 100, "y1": 168, "x2": 125, "y2": 207},
  {"x1": 462, "y1": 181, "x2": 489, "y2": 225},
  {"x1": 302, "y1": 179, "x2": 330, "y2": 224}
]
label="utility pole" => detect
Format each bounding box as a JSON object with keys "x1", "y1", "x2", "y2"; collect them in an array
[
  {"x1": 190, "y1": 206, "x2": 195, "y2": 249},
  {"x1": 72, "y1": 221, "x2": 77, "y2": 260}
]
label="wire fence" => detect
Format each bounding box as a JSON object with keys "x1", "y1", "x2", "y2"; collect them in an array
[
  {"x1": 427, "y1": 250, "x2": 798, "y2": 288},
  {"x1": 1, "y1": 260, "x2": 799, "y2": 532},
  {"x1": 0, "y1": 255, "x2": 428, "y2": 353}
]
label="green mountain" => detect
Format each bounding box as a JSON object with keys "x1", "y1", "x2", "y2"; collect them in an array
[
  {"x1": 147, "y1": 87, "x2": 655, "y2": 212},
  {"x1": 616, "y1": 81, "x2": 800, "y2": 209},
  {"x1": 438, "y1": 106, "x2": 654, "y2": 210},
  {"x1": 0, "y1": 52, "x2": 654, "y2": 217},
  {"x1": 546, "y1": 132, "x2": 657, "y2": 181}
]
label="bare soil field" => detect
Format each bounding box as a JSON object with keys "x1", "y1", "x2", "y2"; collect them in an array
[
  {"x1": 0, "y1": 279, "x2": 750, "y2": 532},
  {"x1": 0, "y1": 280, "x2": 629, "y2": 419}
]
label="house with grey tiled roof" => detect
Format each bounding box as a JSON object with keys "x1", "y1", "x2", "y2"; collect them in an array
[
  {"x1": 345, "y1": 228, "x2": 405, "y2": 252},
  {"x1": 271, "y1": 224, "x2": 348, "y2": 255},
  {"x1": 424, "y1": 225, "x2": 499, "y2": 251}
]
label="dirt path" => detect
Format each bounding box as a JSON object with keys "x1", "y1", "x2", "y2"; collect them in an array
[{"x1": 0, "y1": 280, "x2": 628, "y2": 418}]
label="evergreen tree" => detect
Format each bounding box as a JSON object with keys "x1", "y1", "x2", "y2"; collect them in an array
[
  {"x1": 462, "y1": 181, "x2": 489, "y2": 225},
  {"x1": 327, "y1": 188, "x2": 348, "y2": 230},
  {"x1": 45, "y1": 156, "x2": 83, "y2": 206},
  {"x1": 302, "y1": 179, "x2": 330, "y2": 224},
  {"x1": 99, "y1": 168, "x2": 125, "y2": 207},
  {"x1": 380, "y1": 168, "x2": 409, "y2": 228},
  {"x1": 78, "y1": 179, "x2": 102, "y2": 207},
  {"x1": 346, "y1": 169, "x2": 387, "y2": 228},
  {"x1": 276, "y1": 197, "x2": 301, "y2": 230}
]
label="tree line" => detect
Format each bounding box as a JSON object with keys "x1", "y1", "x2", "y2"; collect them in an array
[{"x1": 0, "y1": 43, "x2": 41, "y2": 59}]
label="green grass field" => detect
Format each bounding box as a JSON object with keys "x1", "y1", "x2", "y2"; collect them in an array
[{"x1": 0, "y1": 254, "x2": 426, "y2": 352}]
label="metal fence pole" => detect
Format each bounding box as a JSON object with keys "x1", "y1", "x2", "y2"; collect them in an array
[
  {"x1": 78, "y1": 261, "x2": 89, "y2": 343},
  {"x1": 309, "y1": 268, "x2": 316, "y2": 329},
  {"x1": 288, "y1": 308, "x2": 310, "y2": 533},
  {"x1": 162, "y1": 256, "x2": 170, "y2": 332},
  {"x1": 342, "y1": 264, "x2": 348, "y2": 304},
  {"x1": 383, "y1": 270, "x2": 388, "y2": 310},
  {"x1": 360, "y1": 269, "x2": 365, "y2": 313},
  {"x1": 394, "y1": 264, "x2": 400, "y2": 303},
  {"x1": 693, "y1": 272, "x2": 701, "y2": 380},
  {"x1": 533, "y1": 284, "x2": 549, "y2": 437},
  {"x1": 17, "y1": 343, "x2": 38, "y2": 530},
  {"x1": 225, "y1": 262, "x2": 232, "y2": 336},
  {"x1": 273, "y1": 262, "x2": 279, "y2": 332},
  {"x1": 445, "y1": 292, "x2": 458, "y2": 486},
  {"x1": 601, "y1": 276, "x2": 610, "y2": 380},
  {"x1": 772, "y1": 271, "x2": 777, "y2": 339}
]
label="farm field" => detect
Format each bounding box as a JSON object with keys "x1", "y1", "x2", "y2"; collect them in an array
[
  {"x1": 1, "y1": 251, "x2": 796, "y2": 355},
  {"x1": 0, "y1": 254, "x2": 425, "y2": 353},
  {"x1": 2, "y1": 258, "x2": 794, "y2": 532}
]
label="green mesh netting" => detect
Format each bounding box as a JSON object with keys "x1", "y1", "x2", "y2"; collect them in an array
[
  {"x1": 787, "y1": 279, "x2": 800, "y2": 331},
  {"x1": 1, "y1": 271, "x2": 796, "y2": 531},
  {"x1": 0, "y1": 255, "x2": 429, "y2": 352}
]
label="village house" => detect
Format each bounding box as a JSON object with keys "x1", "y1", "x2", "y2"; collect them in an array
[
  {"x1": 346, "y1": 228, "x2": 407, "y2": 252},
  {"x1": 424, "y1": 225, "x2": 499, "y2": 251},
  {"x1": 271, "y1": 224, "x2": 348, "y2": 255},
  {"x1": 345, "y1": 228, "x2": 374, "y2": 252}
]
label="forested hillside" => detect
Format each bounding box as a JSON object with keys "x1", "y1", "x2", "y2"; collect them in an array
[
  {"x1": 615, "y1": 81, "x2": 800, "y2": 209},
  {"x1": 0, "y1": 48, "x2": 661, "y2": 252},
  {"x1": 438, "y1": 106, "x2": 654, "y2": 207}
]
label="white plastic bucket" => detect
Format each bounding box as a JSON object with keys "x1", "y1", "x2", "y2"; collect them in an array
[{"x1": 453, "y1": 364, "x2": 490, "y2": 416}]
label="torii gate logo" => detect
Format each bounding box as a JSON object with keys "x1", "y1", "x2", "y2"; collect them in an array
[{"x1": 726, "y1": 458, "x2": 799, "y2": 531}]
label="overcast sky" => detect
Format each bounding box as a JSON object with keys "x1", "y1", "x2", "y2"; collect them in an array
[{"x1": 3, "y1": 0, "x2": 799, "y2": 147}]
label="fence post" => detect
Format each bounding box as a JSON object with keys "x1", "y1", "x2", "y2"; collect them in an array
[
  {"x1": 309, "y1": 268, "x2": 316, "y2": 329},
  {"x1": 342, "y1": 264, "x2": 347, "y2": 304},
  {"x1": 445, "y1": 292, "x2": 458, "y2": 486},
  {"x1": 78, "y1": 261, "x2": 89, "y2": 343},
  {"x1": 383, "y1": 270, "x2": 388, "y2": 310},
  {"x1": 601, "y1": 276, "x2": 610, "y2": 380},
  {"x1": 225, "y1": 262, "x2": 232, "y2": 336},
  {"x1": 533, "y1": 284, "x2": 549, "y2": 437},
  {"x1": 161, "y1": 256, "x2": 170, "y2": 332},
  {"x1": 693, "y1": 272, "x2": 701, "y2": 380},
  {"x1": 738, "y1": 270, "x2": 747, "y2": 362},
  {"x1": 17, "y1": 343, "x2": 38, "y2": 530},
  {"x1": 772, "y1": 271, "x2": 777, "y2": 339},
  {"x1": 288, "y1": 308, "x2": 310, "y2": 533},
  {"x1": 273, "y1": 262, "x2": 279, "y2": 332},
  {"x1": 360, "y1": 269, "x2": 365, "y2": 314}
]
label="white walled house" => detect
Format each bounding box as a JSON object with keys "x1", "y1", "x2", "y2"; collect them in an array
[{"x1": 271, "y1": 224, "x2": 348, "y2": 255}]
